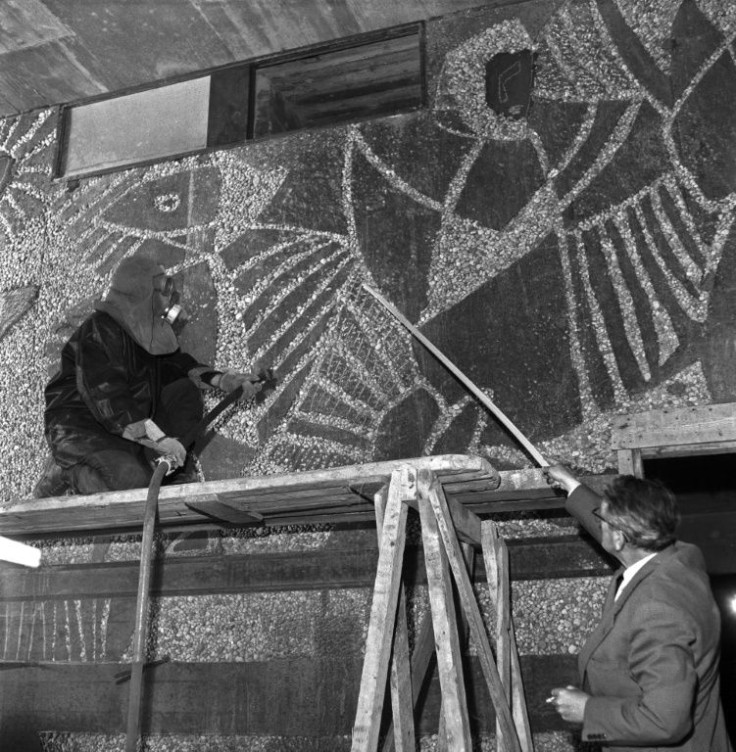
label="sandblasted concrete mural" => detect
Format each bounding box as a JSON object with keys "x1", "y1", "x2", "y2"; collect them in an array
[{"x1": 1, "y1": 0, "x2": 736, "y2": 504}]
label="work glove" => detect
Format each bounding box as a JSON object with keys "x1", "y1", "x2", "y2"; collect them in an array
[
  {"x1": 218, "y1": 368, "x2": 263, "y2": 401},
  {"x1": 154, "y1": 436, "x2": 187, "y2": 469},
  {"x1": 251, "y1": 359, "x2": 274, "y2": 383}
]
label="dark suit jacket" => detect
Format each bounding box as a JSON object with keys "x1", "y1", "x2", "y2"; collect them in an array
[{"x1": 566, "y1": 485, "x2": 733, "y2": 751}]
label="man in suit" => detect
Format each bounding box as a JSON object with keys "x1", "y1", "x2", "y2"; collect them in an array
[{"x1": 544, "y1": 465, "x2": 733, "y2": 751}]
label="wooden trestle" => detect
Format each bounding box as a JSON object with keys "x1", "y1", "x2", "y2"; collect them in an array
[{"x1": 351, "y1": 463, "x2": 533, "y2": 752}]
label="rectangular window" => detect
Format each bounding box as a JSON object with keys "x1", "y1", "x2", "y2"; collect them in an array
[
  {"x1": 56, "y1": 24, "x2": 423, "y2": 180},
  {"x1": 60, "y1": 77, "x2": 212, "y2": 178},
  {"x1": 252, "y1": 30, "x2": 422, "y2": 138}
]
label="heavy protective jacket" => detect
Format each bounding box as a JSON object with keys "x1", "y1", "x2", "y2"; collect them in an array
[
  {"x1": 566, "y1": 485, "x2": 733, "y2": 751},
  {"x1": 44, "y1": 311, "x2": 203, "y2": 468}
]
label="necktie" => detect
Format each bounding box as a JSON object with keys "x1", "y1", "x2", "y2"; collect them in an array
[{"x1": 613, "y1": 572, "x2": 624, "y2": 601}]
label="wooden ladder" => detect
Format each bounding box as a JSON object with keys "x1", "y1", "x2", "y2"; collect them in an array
[{"x1": 351, "y1": 465, "x2": 534, "y2": 752}]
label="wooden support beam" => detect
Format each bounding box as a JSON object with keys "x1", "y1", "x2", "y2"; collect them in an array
[
  {"x1": 483, "y1": 522, "x2": 533, "y2": 752},
  {"x1": 381, "y1": 610, "x2": 435, "y2": 752},
  {"x1": 442, "y1": 495, "x2": 482, "y2": 547},
  {"x1": 419, "y1": 469, "x2": 521, "y2": 752},
  {"x1": 613, "y1": 404, "x2": 736, "y2": 475},
  {"x1": 611, "y1": 402, "x2": 736, "y2": 450},
  {"x1": 374, "y1": 485, "x2": 415, "y2": 752},
  {"x1": 381, "y1": 540, "x2": 475, "y2": 752},
  {"x1": 351, "y1": 468, "x2": 413, "y2": 752},
  {"x1": 418, "y1": 494, "x2": 472, "y2": 751},
  {"x1": 388, "y1": 589, "x2": 415, "y2": 752},
  {"x1": 617, "y1": 448, "x2": 643, "y2": 477},
  {"x1": 484, "y1": 522, "x2": 511, "y2": 751}
]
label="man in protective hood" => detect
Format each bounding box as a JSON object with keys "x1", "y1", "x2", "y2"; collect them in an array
[{"x1": 35, "y1": 256, "x2": 262, "y2": 497}]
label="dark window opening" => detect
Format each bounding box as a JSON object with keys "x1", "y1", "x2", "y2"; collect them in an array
[{"x1": 644, "y1": 453, "x2": 735, "y2": 499}]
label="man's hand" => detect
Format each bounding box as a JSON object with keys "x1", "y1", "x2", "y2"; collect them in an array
[
  {"x1": 251, "y1": 359, "x2": 274, "y2": 383},
  {"x1": 218, "y1": 369, "x2": 264, "y2": 401},
  {"x1": 547, "y1": 685, "x2": 589, "y2": 724},
  {"x1": 543, "y1": 464, "x2": 581, "y2": 495},
  {"x1": 155, "y1": 436, "x2": 187, "y2": 469}
]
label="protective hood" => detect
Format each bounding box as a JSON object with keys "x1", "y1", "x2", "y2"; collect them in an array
[{"x1": 95, "y1": 256, "x2": 179, "y2": 355}]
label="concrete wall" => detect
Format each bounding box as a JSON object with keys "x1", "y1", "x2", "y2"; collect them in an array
[{"x1": 1, "y1": 0, "x2": 735, "y2": 749}]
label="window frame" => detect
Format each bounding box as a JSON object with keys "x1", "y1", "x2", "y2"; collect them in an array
[{"x1": 53, "y1": 22, "x2": 426, "y2": 182}]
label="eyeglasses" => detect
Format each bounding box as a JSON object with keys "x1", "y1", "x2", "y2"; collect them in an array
[{"x1": 592, "y1": 507, "x2": 625, "y2": 533}]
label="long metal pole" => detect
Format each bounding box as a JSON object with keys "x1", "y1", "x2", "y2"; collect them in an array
[{"x1": 363, "y1": 284, "x2": 548, "y2": 467}]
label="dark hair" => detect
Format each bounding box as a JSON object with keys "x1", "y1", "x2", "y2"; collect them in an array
[{"x1": 603, "y1": 475, "x2": 679, "y2": 551}]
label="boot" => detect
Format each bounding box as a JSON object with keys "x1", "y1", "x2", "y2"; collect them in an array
[{"x1": 33, "y1": 456, "x2": 73, "y2": 498}]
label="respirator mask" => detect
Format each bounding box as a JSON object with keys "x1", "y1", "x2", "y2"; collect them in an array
[{"x1": 156, "y1": 275, "x2": 187, "y2": 326}]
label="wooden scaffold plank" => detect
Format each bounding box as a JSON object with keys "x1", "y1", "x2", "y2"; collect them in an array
[{"x1": 0, "y1": 454, "x2": 498, "y2": 537}]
